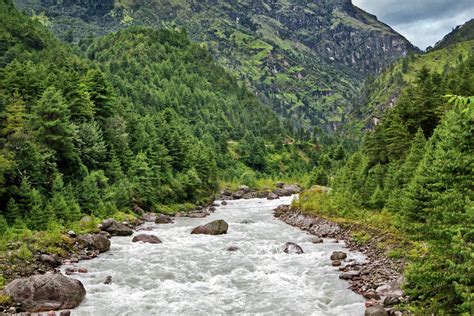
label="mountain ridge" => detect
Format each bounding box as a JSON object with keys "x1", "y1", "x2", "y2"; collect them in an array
[{"x1": 14, "y1": 0, "x2": 417, "y2": 133}]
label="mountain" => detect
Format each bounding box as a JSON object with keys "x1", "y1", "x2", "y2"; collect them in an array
[
  {"x1": 433, "y1": 18, "x2": 474, "y2": 50},
  {"x1": 352, "y1": 37, "x2": 474, "y2": 132},
  {"x1": 13, "y1": 0, "x2": 416, "y2": 133}
]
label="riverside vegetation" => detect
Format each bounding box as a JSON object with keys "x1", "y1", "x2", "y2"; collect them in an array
[{"x1": 1, "y1": 0, "x2": 473, "y2": 314}]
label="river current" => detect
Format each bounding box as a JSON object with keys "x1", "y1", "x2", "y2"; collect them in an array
[{"x1": 66, "y1": 196, "x2": 365, "y2": 315}]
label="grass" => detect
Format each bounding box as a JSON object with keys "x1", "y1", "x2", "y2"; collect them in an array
[{"x1": 292, "y1": 189, "x2": 421, "y2": 260}]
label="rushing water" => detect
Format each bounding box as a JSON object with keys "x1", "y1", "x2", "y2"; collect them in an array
[{"x1": 66, "y1": 196, "x2": 365, "y2": 315}]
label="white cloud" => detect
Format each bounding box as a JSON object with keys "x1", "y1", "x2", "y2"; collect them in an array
[{"x1": 353, "y1": 0, "x2": 474, "y2": 49}]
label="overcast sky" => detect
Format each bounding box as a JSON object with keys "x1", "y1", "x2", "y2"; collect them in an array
[{"x1": 352, "y1": 0, "x2": 474, "y2": 50}]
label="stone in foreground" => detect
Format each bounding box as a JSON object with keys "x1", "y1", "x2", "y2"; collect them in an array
[
  {"x1": 283, "y1": 242, "x2": 304, "y2": 254},
  {"x1": 4, "y1": 273, "x2": 86, "y2": 312},
  {"x1": 132, "y1": 234, "x2": 162, "y2": 244},
  {"x1": 191, "y1": 220, "x2": 228, "y2": 235}
]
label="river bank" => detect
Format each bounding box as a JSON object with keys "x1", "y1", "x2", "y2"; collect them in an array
[{"x1": 274, "y1": 203, "x2": 409, "y2": 315}]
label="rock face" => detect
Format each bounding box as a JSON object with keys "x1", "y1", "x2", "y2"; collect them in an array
[
  {"x1": 101, "y1": 218, "x2": 133, "y2": 236},
  {"x1": 132, "y1": 234, "x2": 162, "y2": 244},
  {"x1": 283, "y1": 242, "x2": 304, "y2": 254},
  {"x1": 77, "y1": 233, "x2": 111, "y2": 252},
  {"x1": 191, "y1": 220, "x2": 229, "y2": 235},
  {"x1": 4, "y1": 273, "x2": 86, "y2": 312},
  {"x1": 155, "y1": 214, "x2": 173, "y2": 224}
]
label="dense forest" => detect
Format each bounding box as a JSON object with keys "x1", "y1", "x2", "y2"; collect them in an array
[
  {"x1": 297, "y1": 48, "x2": 473, "y2": 312},
  {"x1": 0, "y1": 0, "x2": 322, "y2": 234}
]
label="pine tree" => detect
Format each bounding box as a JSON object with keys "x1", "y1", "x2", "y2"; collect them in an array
[
  {"x1": 29, "y1": 87, "x2": 77, "y2": 166},
  {"x1": 5, "y1": 198, "x2": 21, "y2": 224},
  {"x1": 1, "y1": 92, "x2": 26, "y2": 137},
  {"x1": 27, "y1": 188, "x2": 49, "y2": 230}
]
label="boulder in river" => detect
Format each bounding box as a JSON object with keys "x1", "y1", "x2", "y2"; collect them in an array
[
  {"x1": 330, "y1": 251, "x2": 347, "y2": 260},
  {"x1": 331, "y1": 260, "x2": 342, "y2": 267},
  {"x1": 101, "y1": 218, "x2": 134, "y2": 236},
  {"x1": 77, "y1": 233, "x2": 111, "y2": 252},
  {"x1": 132, "y1": 234, "x2": 162, "y2": 244},
  {"x1": 267, "y1": 192, "x2": 280, "y2": 200},
  {"x1": 283, "y1": 242, "x2": 304, "y2": 254},
  {"x1": 4, "y1": 272, "x2": 86, "y2": 312},
  {"x1": 221, "y1": 201, "x2": 228, "y2": 206},
  {"x1": 155, "y1": 214, "x2": 173, "y2": 224},
  {"x1": 226, "y1": 246, "x2": 239, "y2": 252},
  {"x1": 311, "y1": 237, "x2": 323, "y2": 244},
  {"x1": 104, "y1": 276, "x2": 112, "y2": 285},
  {"x1": 142, "y1": 212, "x2": 157, "y2": 222},
  {"x1": 232, "y1": 190, "x2": 244, "y2": 199},
  {"x1": 191, "y1": 220, "x2": 228, "y2": 235}
]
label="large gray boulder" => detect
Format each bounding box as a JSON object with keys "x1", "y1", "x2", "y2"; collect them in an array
[
  {"x1": 330, "y1": 251, "x2": 347, "y2": 260},
  {"x1": 155, "y1": 214, "x2": 173, "y2": 224},
  {"x1": 4, "y1": 273, "x2": 86, "y2": 312},
  {"x1": 132, "y1": 234, "x2": 162, "y2": 244},
  {"x1": 142, "y1": 212, "x2": 157, "y2": 222},
  {"x1": 191, "y1": 220, "x2": 228, "y2": 235},
  {"x1": 77, "y1": 233, "x2": 111, "y2": 252},
  {"x1": 101, "y1": 218, "x2": 133, "y2": 236}
]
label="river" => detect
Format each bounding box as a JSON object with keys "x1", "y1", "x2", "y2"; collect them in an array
[{"x1": 65, "y1": 196, "x2": 366, "y2": 315}]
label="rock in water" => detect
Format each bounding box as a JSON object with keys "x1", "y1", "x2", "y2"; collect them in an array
[
  {"x1": 267, "y1": 192, "x2": 280, "y2": 200},
  {"x1": 155, "y1": 214, "x2": 173, "y2": 224},
  {"x1": 104, "y1": 276, "x2": 112, "y2": 285},
  {"x1": 77, "y1": 233, "x2": 111, "y2": 252},
  {"x1": 283, "y1": 242, "x2": 304, "y2": 254},
  {"x1": 141, "y1": 212, "x2": 157, "y2": 222},
  {"x1": 330, "y1": 251, "x2": 347, "y2": 260},
  {"x1": 101, "y1": 218, "x2": 133, "y2": 236},
  {"x1": 132, "y1": 234, "x2": 162, "y2": 244},
  {"x1": 365, "y1": 305, "x2": 388, "y2": 316},
  {"x1": 4, "y1": 273, "x2": 86, "y2": 312},
  {"x1": 191, "y1": 220, "x2": 228, "y2": 235}
]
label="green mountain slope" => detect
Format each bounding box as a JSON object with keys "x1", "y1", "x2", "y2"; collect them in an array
[
  {"x1": 352, "y1": 40, "x2": 474, "y2": 131},
  {"x1": 0, "y1": 0, "x2": 305, "y2": 230},
  {"x1": 433, "y1": 18, "x2": 474, "y2": 50},
  {"x1": 13, "y1": 0, "x2": 416, "y2": 133}
]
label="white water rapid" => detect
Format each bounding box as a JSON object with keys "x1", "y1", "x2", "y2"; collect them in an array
[{"x1": 66, "y1": 196, "x2": 365, "y2": 315}]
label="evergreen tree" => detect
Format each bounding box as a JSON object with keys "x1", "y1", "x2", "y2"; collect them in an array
[{"x1": 29, "y1": 87, "x2": 77, "y2": 167}]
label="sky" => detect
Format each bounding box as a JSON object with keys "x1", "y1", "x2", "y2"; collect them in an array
[{"x1": 352, "y1": 0, "x2": 474, "y2": 50}]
